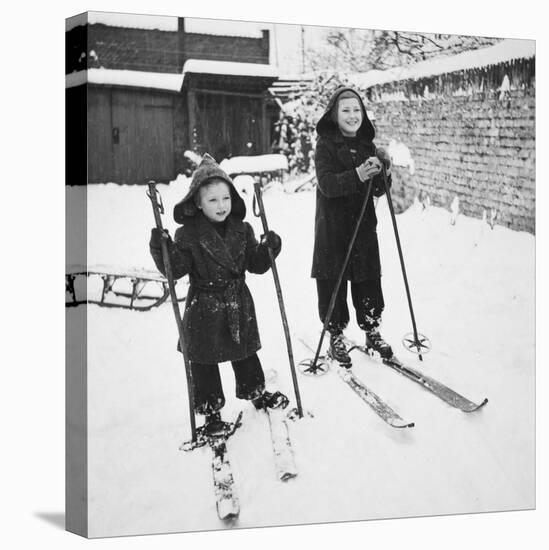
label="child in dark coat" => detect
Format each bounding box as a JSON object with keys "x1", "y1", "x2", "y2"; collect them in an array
[
  {"x1": 312, "y1": 87, "x2": 393, "y2": 365},
  {"x1": 150, "y1": 154, "x2": 288, "y2": 432}
]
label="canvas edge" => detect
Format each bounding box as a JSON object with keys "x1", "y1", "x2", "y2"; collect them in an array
[{"x1": 65, "y1": 10, "x2": 89, "y2": 538}]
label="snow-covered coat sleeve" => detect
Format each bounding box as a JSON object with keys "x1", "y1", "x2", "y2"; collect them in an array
[
  {"x1": 245, "y1": 222, "x2": 281, "y2": 274},
  {"x1": 149, "y1": 227, "x2": 193, "y2": 280},
  {"x1": 315, "y1": 137, "x2": 361, "y2": 198}
]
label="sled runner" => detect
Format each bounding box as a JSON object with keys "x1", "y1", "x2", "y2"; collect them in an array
[{"x1": 66, "y1": 265, "x2": 188, "y2": 311}]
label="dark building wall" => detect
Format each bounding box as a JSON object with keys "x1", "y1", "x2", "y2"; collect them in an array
[
  {"x1": 66, "y1": 17, "x2": 88, "y2": 73},
  {"x1": 366, "y1": 58, "x2": 535, "y2": 233},
  {"x1": 66, "y1": 85, "x2": 88, "y2": 186}
]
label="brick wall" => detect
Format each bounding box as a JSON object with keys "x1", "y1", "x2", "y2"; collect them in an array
[
  {"x1": 66, "y1": 23, "x2": 270, "y2": 74},
  {"x1": 367, "y1": 63, "x2": 535, "y2": 234},
  {"x1": 86, "y1": 24, "x2": 181, "y2": 73},
  {"x1": 181, "y1": 30, "x2": 270, "y2": 65}
]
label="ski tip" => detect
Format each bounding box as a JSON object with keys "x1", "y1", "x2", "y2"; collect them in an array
[
  {"x1": 217, "y1": 501, "x2": 240, "y2": 522},
  {"x1": 393, "y1": 421, "x2": 415, "y2": 429},
  {"x1": 219, "y1": 511, "x2": 240, "y2": 523},
  {"x1": 462, "y1": 397, "x2": 489, "y2": 413}
]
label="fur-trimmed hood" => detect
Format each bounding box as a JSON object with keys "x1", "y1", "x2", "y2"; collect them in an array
[
  {"x1": 173, "y1": 153, "x2": 246, "y2": 223},
  {"x1": 316, "y1": 86, "x2": 375, "y2": 142}
]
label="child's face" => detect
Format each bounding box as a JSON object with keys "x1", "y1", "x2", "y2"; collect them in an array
[
  {"x1": 336, "y1": 97, "x2": 363, "y2": 137},
  {"x1": 197, "y1": 180, "x2": 232, "y2": 222}
]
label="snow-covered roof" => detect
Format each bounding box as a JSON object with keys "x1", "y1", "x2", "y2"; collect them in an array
[
  {"x1": 182, "y1": 59, "x2": 278, "y2": 78},
  {"x1": 220, "y1": 154, "x2": 288, "y2": 175},
  {"x1": 184, "y1": 18, "x2": 269, "y2": 38},
  {"x1": 349, "y1": 39, "x2": 535, "y2": 89},
  {"x1": 65, "y1": 68, "x2": 183, "y2": 91},
  {"x1": 66, "y1": 11, "x2": 178, "y2": 32}
]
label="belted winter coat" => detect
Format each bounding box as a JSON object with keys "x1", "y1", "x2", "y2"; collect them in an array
[
  {"x1": 150, "y1": 154, "x2": 280, "y2": 364},
  {"x1": 311, "y1": 87, "x2": 390, "y2": 282}
]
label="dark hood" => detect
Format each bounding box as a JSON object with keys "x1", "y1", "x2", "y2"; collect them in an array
[
  {"x1": 316, "y1": 86, "x2": 375, "y2": 142},
  {"x1": 173, "y1": 153, "x2": 246, "y2": 223}
]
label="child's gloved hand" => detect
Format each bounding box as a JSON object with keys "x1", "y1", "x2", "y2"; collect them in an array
[
  {"x1": 375, "y1": 147, "x2": 392, "y2": 175},
  {"x1": 260, "y1": 230, "x2": 282, "y2": 250},
  {"x1": 149, "y1": 228, "x2": 169, "y2": 250},
  {"x1": 356, "y1": 157, "x2": 382, "y2": 182}
]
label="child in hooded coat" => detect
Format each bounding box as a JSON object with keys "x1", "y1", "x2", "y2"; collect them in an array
[
  {"x1": 150, "y1": 154, "x2": 288, "y2": 432},
  {"x1": 312, "y1": 87, "x2": 393, "y2": 365}
]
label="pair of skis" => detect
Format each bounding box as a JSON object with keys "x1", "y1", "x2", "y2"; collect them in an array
[
  {"x1": 300, "y1": 336, "x2": 487, "y2": 430},
  {"x1": 180, "y1": 408, "x2": 297, "y2": 521},
  {"x1": 344, "y1": 337, "x2": 488, "y2": 414}
]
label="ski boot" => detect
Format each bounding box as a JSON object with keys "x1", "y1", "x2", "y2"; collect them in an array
[
  {"x1": 328, "y1": 330, "x2": 352, "y2": 367},
  {"x1": 365, "y1": 330, "x2": 393, "y2": 359},
  {"x1": 252, "y1": 390, "x2": 290, "y2": 411},
  {"x1": 203, "y1": 411, "x2": 227, "y2": 436}
]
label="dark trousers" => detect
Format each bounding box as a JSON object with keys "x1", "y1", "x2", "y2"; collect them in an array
[
  {"x1": 190, "y1": 353, "x2": 265, "y2": 415},
  {"x1": 316, "y1": 278, "x2": 385, "y2": 333}
]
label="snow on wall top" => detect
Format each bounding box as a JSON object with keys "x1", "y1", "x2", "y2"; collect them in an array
[
  {"x1": 65, "y1": 68, "x2": 183, "y2": 91},
  {"x1": 65, "y1": 11, "x2": 178, "y2": 32},
  {"x1": 65, "y1": 12, "x2": 269, "y2": 38},
  {"x1": 349, "y1": 39, "x2": 535, "y2": 89},
  {"x1": 183, "y1": 59, "x2": 278, "y2": 78},
  {"x1": 184, "y1": 18, "x2": 269, "y2": 38}
]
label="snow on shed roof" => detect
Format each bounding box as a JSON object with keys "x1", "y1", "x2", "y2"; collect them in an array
[
  {"x1": 66, "y1": 11, "x2": 178, "y2": 32},
  {"x1": 182, "y1": 59, "x2": 278, "y2": 78},
  {"x1": 220, "y1": 154, "x2": 288, "y2": 175},
  {"x1": 66, "y1": 68, "x2": 183, "y2": 91},
  {"x1": 349, "y1": 39, "x2": 535, "y2": 88}
]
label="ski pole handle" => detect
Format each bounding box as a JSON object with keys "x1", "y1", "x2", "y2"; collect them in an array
[
  {"x1": 147, "y1": 182, "x2": 165, "y2": 230},
  {"x1": 252, "y1": 181, "x2": 270, "y2": 233}
]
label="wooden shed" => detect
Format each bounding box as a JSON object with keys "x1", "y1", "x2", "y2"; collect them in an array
[
  {"x1": 65, "y1": 15, "x2": 281, "y2": 185},
  {"x1": 182, "y1": 60, "x2": 279, "y2": 162}
]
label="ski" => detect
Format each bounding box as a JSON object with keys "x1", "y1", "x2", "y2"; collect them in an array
[
  {"x1": 180, "y1": 412, "x2": 243, "y2": 521},
  {"x1": 298, "y1": 337, "x2": 414, "y2": 428},
  {"x1": 265, "y1": 408, "x2": 298, "y2": 481},
  {"x1": 345, "y1": 338, "x2": 488, "y2": 413},
  {"x1": 209, "y1": 436, "x2": 240, "y2": 521},
  {"x1": 332, "y1": 357, "x2": 415, "y2": 428}
]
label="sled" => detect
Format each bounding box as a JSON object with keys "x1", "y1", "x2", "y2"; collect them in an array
[{"x1": 66, "y1": 264, "x2": 187, "y2": 311}]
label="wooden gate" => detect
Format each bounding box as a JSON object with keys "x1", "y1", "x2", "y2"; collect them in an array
[{"x1": 88, "y1": 87, "x2": 176, "y2": 184}]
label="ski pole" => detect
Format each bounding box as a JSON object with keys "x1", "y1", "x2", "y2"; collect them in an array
[
  {"x1": 307, "y1": 178, "x2": 374, "y2": 373},
  {"x1": 379, "y1": 161, "x2": 429, "y2": 361},
  {"x1": 147, "y1": 182, "x2": 197, "y2": 441},
  {"x1": 252, "y1": 181, "x2": 303, "y2": 418}
]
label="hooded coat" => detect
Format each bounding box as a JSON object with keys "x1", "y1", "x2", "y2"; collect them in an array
[
  {"x1": 312, "y1": 87, "x2": 389, "y2": 282},
  {"x1": 150, "y1": 154, "x2": 279, "y2": 364}
]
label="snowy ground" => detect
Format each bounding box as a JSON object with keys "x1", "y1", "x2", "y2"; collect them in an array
[{"x1": 66, "y1": 177, "x2": 535, "y2": 538}]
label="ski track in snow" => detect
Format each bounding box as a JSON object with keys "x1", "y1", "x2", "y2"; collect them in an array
[{"x1": 66, "y1": 180, "x2": 535, "y2": 537}]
